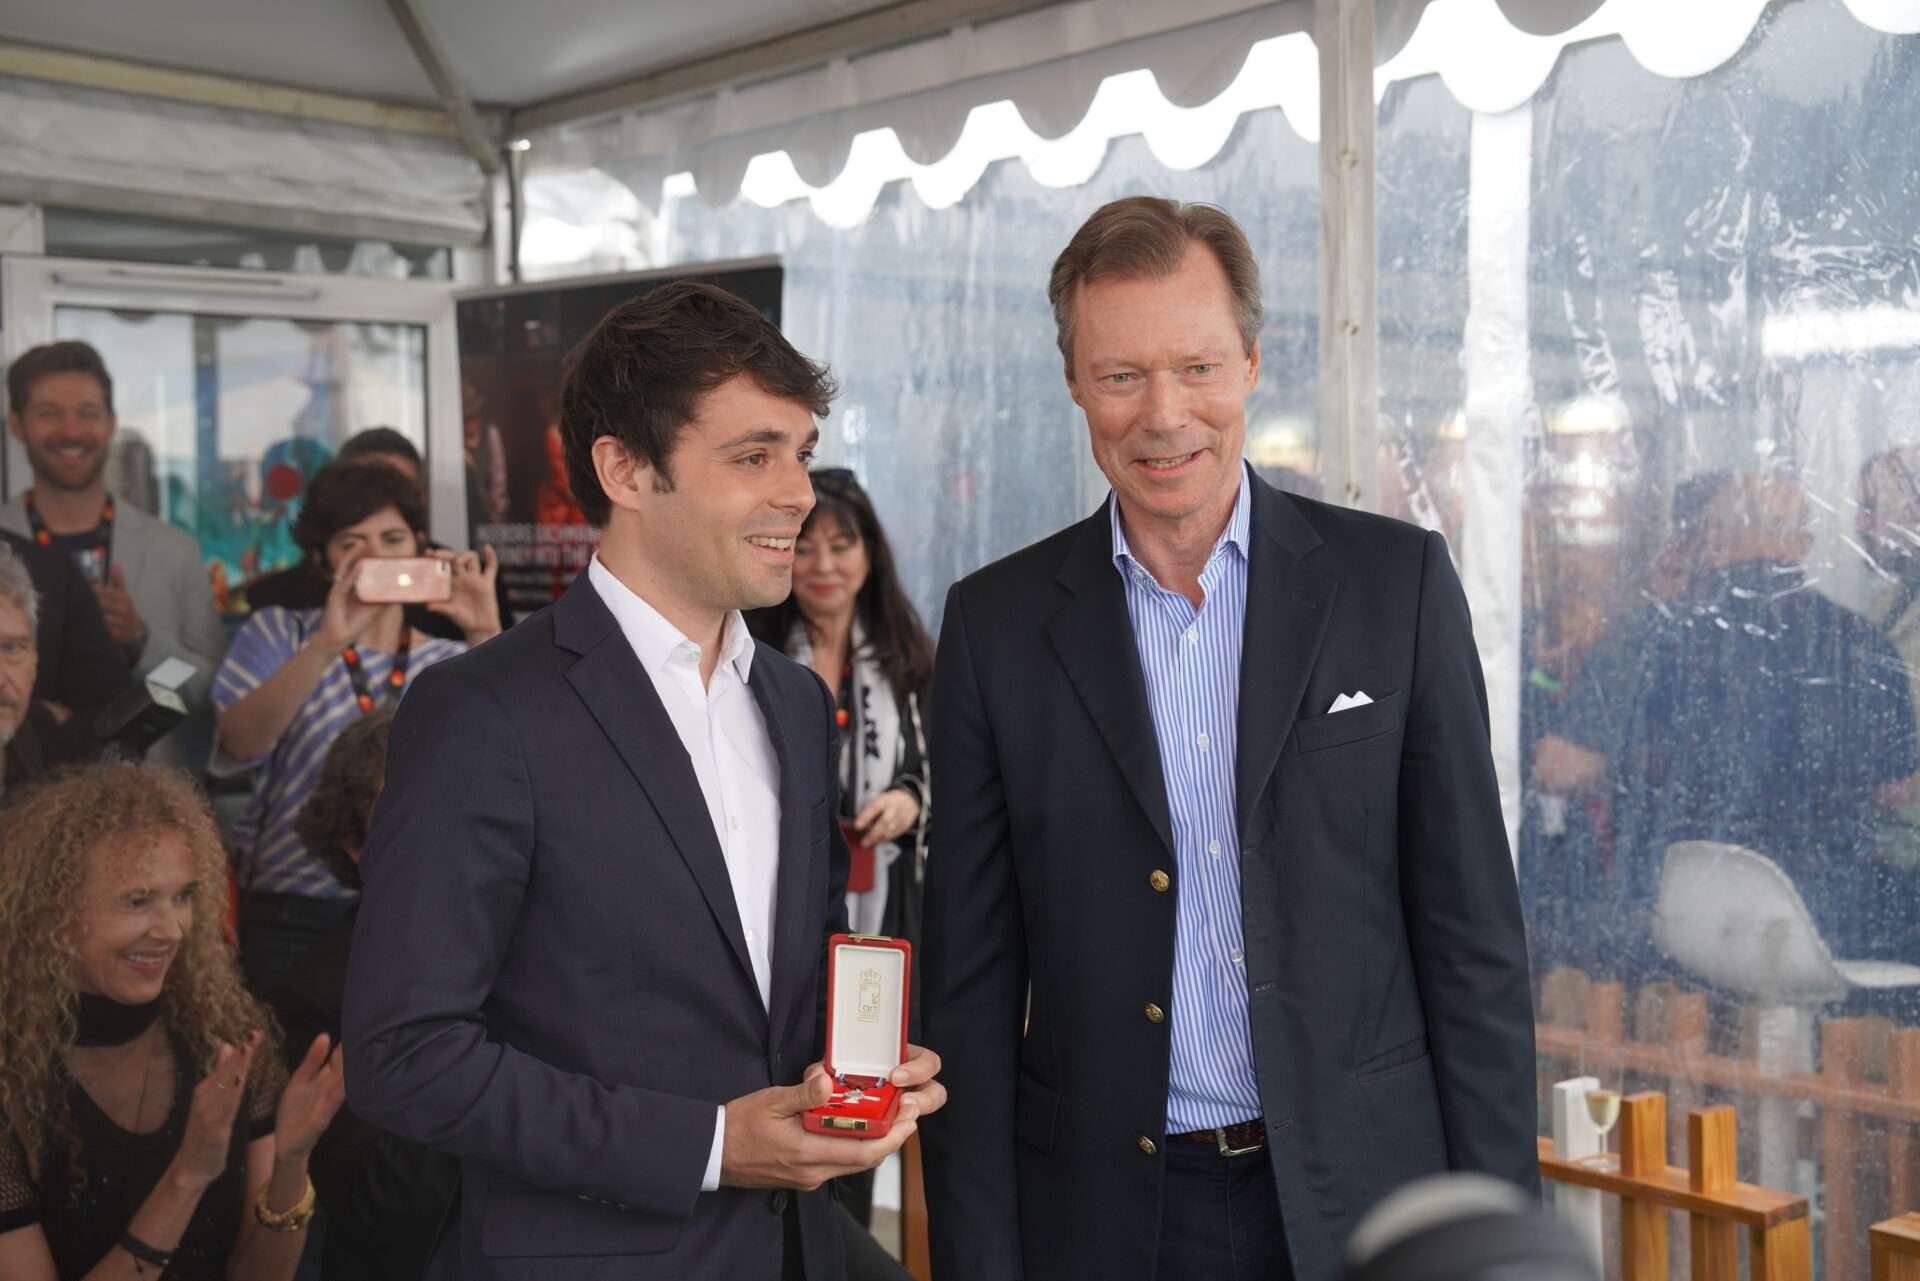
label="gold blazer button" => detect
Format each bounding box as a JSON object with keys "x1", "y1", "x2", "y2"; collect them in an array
[
  {"x1": 1145, "y1": 1002, "x2": 1165, "y2": 1023},
  {"x1": 1149, "y1": 870, "x2": 1171, "y2": 892}
]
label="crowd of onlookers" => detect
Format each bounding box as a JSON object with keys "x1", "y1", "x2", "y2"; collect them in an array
[{"x1": 0, "y1": 340, "x2": 929, "y2": 1279}]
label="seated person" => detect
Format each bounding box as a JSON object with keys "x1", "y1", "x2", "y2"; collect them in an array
[
  {"x1": 267, "y1": 707, "x2": 457, "y2": 1281},
  {"x1": 1535, "y1": 474, "x2": 1920, "y2": 960},
  {"x1": 0, "y1": 763, "x2": 346, "y2": 1280},
  {"x1": 1856, "y1": 446, "x2": 1920, "y2": 873},
  {"x1": 0, "y1": 545, "x2": 102, "y2": 795}
]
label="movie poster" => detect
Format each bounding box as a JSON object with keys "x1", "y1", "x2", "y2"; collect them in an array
[{"x1": 455, "y1": 261, "x2": 784, "y2": 615}]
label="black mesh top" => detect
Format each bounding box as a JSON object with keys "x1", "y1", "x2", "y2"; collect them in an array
[{"x1": 0, "y1": 1028, "x2": 283, "y2": 1280}]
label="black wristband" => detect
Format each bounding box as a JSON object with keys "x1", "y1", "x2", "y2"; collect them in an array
[{"x1": 118, "y1": 1229, "x2": 174, "y2": 1270}]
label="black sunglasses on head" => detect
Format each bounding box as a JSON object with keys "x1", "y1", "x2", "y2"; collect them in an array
[{"x1": 811, "y1": 467, "x2": 860, "y2": 490}]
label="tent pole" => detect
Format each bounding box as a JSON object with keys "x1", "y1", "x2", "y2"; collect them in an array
[{"x1": 1314, "y1": 0, "x2": 1378, "y2": 512}]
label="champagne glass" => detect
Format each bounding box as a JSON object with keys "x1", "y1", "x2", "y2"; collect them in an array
[{"x1": 1583, "y1": 1087, "x2": 1622, "y2": 1169}]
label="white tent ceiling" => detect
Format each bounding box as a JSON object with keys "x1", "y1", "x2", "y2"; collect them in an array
[
  {"x1": 0, "y1": 0, "x2": 883, "y2": 111},
  {"x1": 3, "y1": 0, "x2": 1917, "y2": 127}
]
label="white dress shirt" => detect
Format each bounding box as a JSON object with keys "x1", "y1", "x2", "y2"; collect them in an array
[{"x1": 587, "y1": 555, "x2": 784, "y2": 1192}]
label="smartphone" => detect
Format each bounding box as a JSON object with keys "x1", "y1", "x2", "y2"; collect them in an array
[{"x1": 354, "y1": 557, "x2": 452, "y2": 604}]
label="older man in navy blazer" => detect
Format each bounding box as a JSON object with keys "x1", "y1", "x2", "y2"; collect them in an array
[
  {"x1": 345, "y1": 281, "x2": 944, "y2": 1281},
  {"x1": 921, "y1": 198, "x2": 1538, "y2": 1281}
]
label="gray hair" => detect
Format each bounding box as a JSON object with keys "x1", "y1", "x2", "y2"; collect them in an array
[{"x1": 0, "y1": 544, "x2": 40, "y2": 631}]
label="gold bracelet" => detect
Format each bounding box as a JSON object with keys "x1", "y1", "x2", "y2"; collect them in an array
[{"x1": 253, "y1": 1174, "x2": 317, "y2": 1233}]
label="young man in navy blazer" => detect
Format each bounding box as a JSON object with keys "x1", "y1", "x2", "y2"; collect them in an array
[
  {"x1": 921, "y1": 198, "x2": 1538, "y2": 1281},
  {"x1": 344, "y1": 281, "x2": 944, "y2": 1281}
]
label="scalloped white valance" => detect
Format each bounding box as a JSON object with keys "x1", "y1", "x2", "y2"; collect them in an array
[{"x1": 525, "y1": 0, "x2": 1920, "y2": 218}]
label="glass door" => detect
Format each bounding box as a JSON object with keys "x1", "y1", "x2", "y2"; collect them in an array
[{"x1": 2, "y1": 258, "x2": 461, "y2": 611}]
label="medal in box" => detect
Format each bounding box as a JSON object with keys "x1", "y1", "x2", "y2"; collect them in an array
[{"x1": 804, "y1": 933, "x2": 911, "y2": 1139}]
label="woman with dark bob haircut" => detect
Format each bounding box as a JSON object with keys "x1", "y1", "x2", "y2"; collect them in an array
[
  {"x1": 0, "y1": 763, "x2": 345, "y2": 1280},
  {"x1": 211, "y1": 460, "x2": 501, "y2": 997}
]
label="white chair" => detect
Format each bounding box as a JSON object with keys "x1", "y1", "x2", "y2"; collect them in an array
[
  {"x1": 1652, "y1": 840, "x2": 1920, "y2": 1190},
  {"x1": 1653, "y1": 840, "x2": 1920, "y2": 1003}
]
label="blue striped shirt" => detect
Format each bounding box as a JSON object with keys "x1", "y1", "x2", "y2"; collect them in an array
[
  {"x1": 212, "y1": 607, "x2": 466, "y2": 898},
  {"x1": 1111, "y1": 467, "x2": 1264, "y2": 1133}
]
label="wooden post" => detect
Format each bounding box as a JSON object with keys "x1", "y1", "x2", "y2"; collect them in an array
[
  {"x1": 1540, "y1": 966, "x2": 1591, "y2": 1028},
  {"x1": 1620, "y1": 1092, "x2": 1670, "y2": 1281},
  {"x1": 901, "y1": 1132, "x2": 931, "y2": 1279},
  {"x1": 1667, "y1": 992, "x2": 1711, "y2": 1055},
  {"x1": 1589, "y1": 980, "x2": 1627, "y2": 1086},
  {"x1": 1750, "y1": 1216, "x2": 1811, "y2": 1281},
  {"x1": 1690, "y1": 1107, "x2": 1740, "y2": 1281},
  {"x1": 1891, "y1": 1032, "x2": 1920, "y2": 1221},
  {"x1": 1634, "y1": 981, "x2": 1672, "y2": 1046},
  {"x1": 1821, "y1": 1017, "x2": 1868, "y2": 1281},
  {"x1": 1669, "y1": 991, "x2": 1711, "y2": 1184},
  {"x1": 1873, "y1": 1214, "x2": 1920, "y2": 1281},
  {"x1": 1587, "y1": 981, "x2": 1626, "y2": 1043}
]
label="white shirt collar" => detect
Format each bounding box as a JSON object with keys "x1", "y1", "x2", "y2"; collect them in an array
[{"x1": 588, "y1": 554, "x2": 756, "y2": 684}]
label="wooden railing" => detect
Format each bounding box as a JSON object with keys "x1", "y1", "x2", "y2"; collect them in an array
[
  {"x1": 1540, "y1": 1092, "x2": 1808, "y2": 1280},
  {"x1": 1538, "y1": 966, "x2": 1920, "y2": 1280}
]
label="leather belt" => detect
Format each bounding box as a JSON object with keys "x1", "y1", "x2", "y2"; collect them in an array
[{"x1": 1167, "y1": 1118, "x2": 1267, "y2": 1157}]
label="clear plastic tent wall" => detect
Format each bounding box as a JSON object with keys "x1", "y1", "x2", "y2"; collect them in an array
[
  {"x1": 1383, "y1": 2, "x2": 1920, "y2": 1270},
  {"x1": 528, "y1": 0, "x2": 1920, "y2": 1271}
]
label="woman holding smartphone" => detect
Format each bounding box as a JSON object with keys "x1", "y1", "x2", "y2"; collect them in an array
[{"x1": 212, "y1": 461, "x2": 500, "y2": 997}]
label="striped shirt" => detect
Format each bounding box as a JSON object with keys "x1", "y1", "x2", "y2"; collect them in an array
[
  {"x1": 212, "y1": 607, "x2": 466, "y2": 898},
  {"x1": 1111, "y1": 466, "x2": 1264, "y2": 1133}
]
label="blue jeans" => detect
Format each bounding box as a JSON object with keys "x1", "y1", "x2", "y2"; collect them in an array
[{"x1": 1156, "y1": 1142, "x2": 1294, "y2": 1281}]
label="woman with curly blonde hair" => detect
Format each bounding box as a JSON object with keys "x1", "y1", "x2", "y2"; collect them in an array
[{"x1": 0, "y1": 763, "x2": 345, "y2": 1280}]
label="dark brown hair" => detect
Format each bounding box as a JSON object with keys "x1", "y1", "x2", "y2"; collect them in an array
[
  {"x1": 558, "y1": 280, "x2": 837, "y2": 526},
  {"x1": 296, "y1": 707, "x2": 395, "y2": 890},
  {"x1": 7, "y1": 341, "x2": 114, "y2": 416},
  {"x1": 1048, "y1": 197, "x2": 1264, "y2": 376},
  {"x1": 338, "y1": 426, "x2": 421, "y2": 471},
  {"x1": 745, "y1": 469, "x2": 933, "y2": 706},
  {"x1": 291, "y1": 460, "x2": 428, "y2": 562}
]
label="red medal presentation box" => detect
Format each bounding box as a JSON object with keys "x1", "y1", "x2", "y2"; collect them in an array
[{"x1": 803, "y1": 933, "x2": 911, "y2": 1139}]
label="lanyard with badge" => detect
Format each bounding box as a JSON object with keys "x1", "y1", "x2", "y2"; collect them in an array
[{"x1": 25, "y1": 490, "x2": 115, "y2": 584}]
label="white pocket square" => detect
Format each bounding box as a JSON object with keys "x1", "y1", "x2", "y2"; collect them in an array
[{"x1": 1327, "y1": 691, "x2": 1374, "y2": 714}]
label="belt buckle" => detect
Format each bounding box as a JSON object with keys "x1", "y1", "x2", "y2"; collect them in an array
[{"x1": 1215, "y1": 1126, "x2": 1264, "y2": 1158}]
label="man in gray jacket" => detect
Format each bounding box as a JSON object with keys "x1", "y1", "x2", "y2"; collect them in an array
[{"x1": 5, "y1": 340, "x2": 223, "y2": 766}]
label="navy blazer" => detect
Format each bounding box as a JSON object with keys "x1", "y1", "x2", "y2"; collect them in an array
[
  {"x1": 921, "y1": 476, "x2": 1538, "y2": 1281},
  {"x1": 344, "y1": 571, "x2": 850, "y2": 1281}
]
